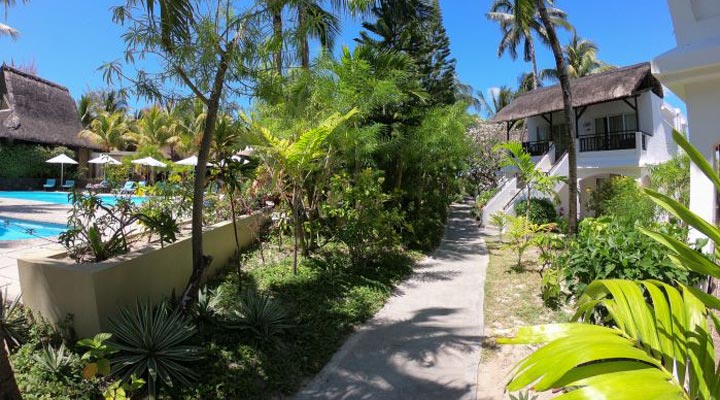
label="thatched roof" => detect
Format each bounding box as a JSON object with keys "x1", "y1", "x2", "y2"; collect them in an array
[
  {"x1": 492, "y1": 62, "x2": 664, "y2": 123},
  {"x1": 0, "y1": 64, "x2": 100, "y2": 150}
]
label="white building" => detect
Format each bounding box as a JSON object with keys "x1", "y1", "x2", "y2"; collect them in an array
[
  {"x1": 482, "y1": 63, "x2": 686, "y2": 226},
  {"x1": 653, "y1": 0, "x2": 720, "y2": 237}
]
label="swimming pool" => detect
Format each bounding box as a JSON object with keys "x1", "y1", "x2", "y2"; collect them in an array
[
  {"x1": 0, "y1": 191, "x2": 146, "y2": 206},
  {"x1": 0, "y1": 217, "x2": 66, "y2": 240}
]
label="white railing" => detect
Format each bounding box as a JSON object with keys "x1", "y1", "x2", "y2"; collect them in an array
[{"x1": 482, "y1": 176, "x2": 520, "y2": 227}]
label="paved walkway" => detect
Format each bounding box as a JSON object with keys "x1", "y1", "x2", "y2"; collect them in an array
[{"x1": 296, "y1": 202, "x2": 488, "y2": 400}]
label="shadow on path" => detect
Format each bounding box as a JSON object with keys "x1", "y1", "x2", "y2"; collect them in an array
[{"x1": 295, "y1": 202, "x2": 488, "y2": 400}]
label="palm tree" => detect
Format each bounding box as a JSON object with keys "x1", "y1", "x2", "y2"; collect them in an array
[
  {"x1": 486, "y1": 0, "x2": 571, "y2": 90},
  {"x1": 540, "y1": 33, "x2": 614, "y2": 82},
  {"x1": 478, "y1": 85, "x2": 515, "y2": 118},
  {"x1": 291, "y1": 0, "x2": 340, "y2": 69},
  {"x1": 535, "y1": 0, "x2": 577, "y2": 234},
  {"x1": 0, "y1": 0, "x2": 27, "y2": 40},
  {"x1": 291, "y1": 0, "x2": 372, "y2": 69},
  {"x1": 126, "y1": 105, "x2": 179, "y2": 158},
  {"x1": 77, "y1": 95, "x2": 95, "y2": 129},
  {"x1": 78, "y1": 111, "x2": 129, "y2": 152}
]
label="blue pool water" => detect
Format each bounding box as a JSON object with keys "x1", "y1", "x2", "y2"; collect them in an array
[
  {"x1": 0, "y1": 217, "x2": 66, "y2": 240},
  {"x1": 0, "y1": 191, "x2": 146, "y2": 206}
]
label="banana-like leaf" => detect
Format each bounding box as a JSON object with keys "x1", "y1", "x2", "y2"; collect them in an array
[
  {"x1": 640, "y1": 227, "x2": 720, "y2": 279},
  {"x1": 672, "y1": 129, "x2": 720, "y2": 192},
  {"x1": 642, "y1": 188, "x2": 720, "y2": 246},
  {"x1": 501, "y1": 280, "x2": 716, "y2": 399}
]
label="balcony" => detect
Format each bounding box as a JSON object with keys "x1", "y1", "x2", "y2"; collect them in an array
[
  {"x1": 522, "y1": 140, "x2": 551, "y2": 156},
  {"x1": 578, "y1": 131, "x2": 650, "y2": 152}
]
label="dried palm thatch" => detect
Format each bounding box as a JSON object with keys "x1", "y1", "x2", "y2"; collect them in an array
[
  {"x1": 492, "y1": 62, "x2": 663, "y2": 123},
  {"x1": 0, "y1": 64, "x2": 101, "y2": 150}
]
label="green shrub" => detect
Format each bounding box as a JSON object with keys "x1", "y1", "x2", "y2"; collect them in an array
[
  {"x1": 321, "y1": 169, "x2": 403, "y2": 264},
  {"x1": 560, "y1": 217, "x2": 701, "y2": 297},
  {"x1": 514, "y1": 198, "x2": 557, "y2": 224},
  {"x1": 0, "y1": 143, "x2": 76, "y2": 179},
  {"x1": 586, "y1": 176, "x2": 655, "y2": 222}
]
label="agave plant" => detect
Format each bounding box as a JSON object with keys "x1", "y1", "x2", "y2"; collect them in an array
[
  {"x1": 107, "y1": 301, "x2": 203, "y2": 399},
  {"x1": 228, "y1": 290, "x2": 292, "y2": 348},
  {"x1": 34, "y1": 343, "x2": 75, "y2": 375},
  {"x1": 499, "y1": 130, "x2": 720, "y2": 399},
  {"x1": 0, "y1": 289, "x2": 27, "y2": 351}
]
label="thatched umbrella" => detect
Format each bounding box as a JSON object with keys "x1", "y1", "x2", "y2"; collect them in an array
[{"x1": 46, "y1": 154, "x2": 77, "y2": 184}]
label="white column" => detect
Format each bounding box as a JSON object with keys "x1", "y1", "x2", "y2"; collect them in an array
[{"x1": 685, "y1": 80, "x2": 720, "y2": 238}]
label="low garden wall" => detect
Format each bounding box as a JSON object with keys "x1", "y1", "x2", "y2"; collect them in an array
[{"x1": 18, "y1": 212, "x2": 268, "y2": 337}]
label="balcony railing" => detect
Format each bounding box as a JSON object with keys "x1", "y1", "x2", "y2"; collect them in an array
[
  {"x1": 522, "y1": 140, "x2": 551, "y2": 156},
  {"x1": 578, "y1": 131, "x2": 638, "y2": 152}
]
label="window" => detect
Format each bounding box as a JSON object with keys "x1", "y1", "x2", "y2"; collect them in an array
[
  {"x1": 536, "y1": 125, "x2": 550, "y2": 142},
  {"x1": 552, "y1": 123, "x2": 568, "y2": 139},
  {"x1": 594, "y1": 113, "x2": 637, "y2": 134}
]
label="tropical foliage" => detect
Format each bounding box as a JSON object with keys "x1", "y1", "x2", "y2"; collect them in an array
[
  {"x1": 486, "y1": 0, "x2": 572, "y2": 89},
  {"x1": 500, "y1": 130, "x2": 720, "y2": 399}
]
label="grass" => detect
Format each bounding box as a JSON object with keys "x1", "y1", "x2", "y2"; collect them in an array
[
  {"x1": 177, "y1": 241, "x2": 419, "y2": 399},
  {"x1": 482, "y1": 234, "x2": 569, "y2": 358}
]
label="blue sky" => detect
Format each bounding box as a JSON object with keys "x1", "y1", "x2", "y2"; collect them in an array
[{"x1": 1, "y1": 0, "x2": 684, "y2": 115}]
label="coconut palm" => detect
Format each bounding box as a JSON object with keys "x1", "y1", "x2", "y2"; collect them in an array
[
  {"x1": 292, "y1": 0, "x2": 340, "y2": 69},
  {"x1": 486, "y1": 0, "x2": 571, "y2": 90},
  {"x1": 478, "y1": 85, "x2": 515, "y2": 118},
  {"x1": 79, "y1": 111, "x2": 129, "y2": 152},
  {"x1": 0, "y1": 0, "x2": 27, "y2": 39},
  {"x1": 540, "y1": 33, "x2": 614, "y2": 82},
  {"x1": 126, "y1": 105, "x2": 179, "y2": 158}
]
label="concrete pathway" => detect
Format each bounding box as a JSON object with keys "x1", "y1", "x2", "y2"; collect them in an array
[{"x1": 296, "y1": 202, "x2": 488, "y2": 400}]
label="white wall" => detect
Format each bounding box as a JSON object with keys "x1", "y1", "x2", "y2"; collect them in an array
[{"x1": 685, "y1": 79, "x2": 720, "y2": 235}]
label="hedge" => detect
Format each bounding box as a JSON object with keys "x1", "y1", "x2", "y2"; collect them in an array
[{"x1": 0, "y1": 142, "x2": 76, "y2": 179}]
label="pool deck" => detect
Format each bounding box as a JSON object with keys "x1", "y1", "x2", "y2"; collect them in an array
[{"x1": 0, "y1": 198, "x2": 70, "y2": 299}]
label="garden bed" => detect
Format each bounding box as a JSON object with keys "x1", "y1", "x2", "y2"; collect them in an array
[{"x1": 17, "y1": 211, "x2": 268, "y2": 337}]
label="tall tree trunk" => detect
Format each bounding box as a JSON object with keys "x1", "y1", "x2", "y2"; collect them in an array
[
  {"x1": 536, "y1": 0, "x2": 578, "y2": 234},
  {"x1": 0, "y1": 339, "x2": 22, "y2": 400},
  {"x1": 528, "y1": 38, "x2": 539, "y2": 90},
  {"x1": 180, "y1": 56, "x2": 230, "y2": 311},
  {"x1": 292, "y1": 186, "x2": 299, "y2": 274},
  {"x1": 298, "y1": 5, "x2": 310, "y2": 69},
  {"x1": 272, "y1": 3, "x2": 283, "y2": 75}
]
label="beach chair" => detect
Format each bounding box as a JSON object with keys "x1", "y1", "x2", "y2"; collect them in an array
[
  {"x1": 61, "y1": 180, "x2": 75, "y2": 190},
  {"x1": 42, "y1": 178, "x2": 56, "y2": 191},
  {"x1": 119, "y1": 181, "x2": 137, "y2": 194}
]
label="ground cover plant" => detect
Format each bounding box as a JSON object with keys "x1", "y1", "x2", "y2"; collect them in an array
[{"x1": 176, "y1": 243, "x2": 417, "y2": 399}]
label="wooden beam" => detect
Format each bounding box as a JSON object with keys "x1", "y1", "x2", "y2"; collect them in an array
[
  {"x1": 622, "y1": 97, "x2": 637, "y2": 111},
  {"x1": 540, "y1": 113, "x2": 552, "y2": 125},
  {"x1": 574, "y1": 106, "x2": 587, "y2": 138}
]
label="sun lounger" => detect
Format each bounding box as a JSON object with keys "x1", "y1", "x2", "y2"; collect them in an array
[
  {"x1": 119, "y1": 181, "x2": 137, "y2": 194},
  {"x1": 61, "y1": 180, "x2": 75, "y2": 190},
  {"x1": 42, "y1": 179, "x2": 56, "y2": 191}
]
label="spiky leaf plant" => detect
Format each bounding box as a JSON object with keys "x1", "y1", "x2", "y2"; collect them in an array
[
  {"x1": 0, "y1": 289, "x2": 27, "y2": 350},
  {"x1": 107, "y1": 301, "x2": 202, "y2": 399},
  {"x1": 228, "y1": 290, "x2": 292, "y2": 348}
]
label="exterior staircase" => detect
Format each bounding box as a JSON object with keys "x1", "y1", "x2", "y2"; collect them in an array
[{"x1": 481, "y1": 146, "x2": 568, "y2": 226}]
